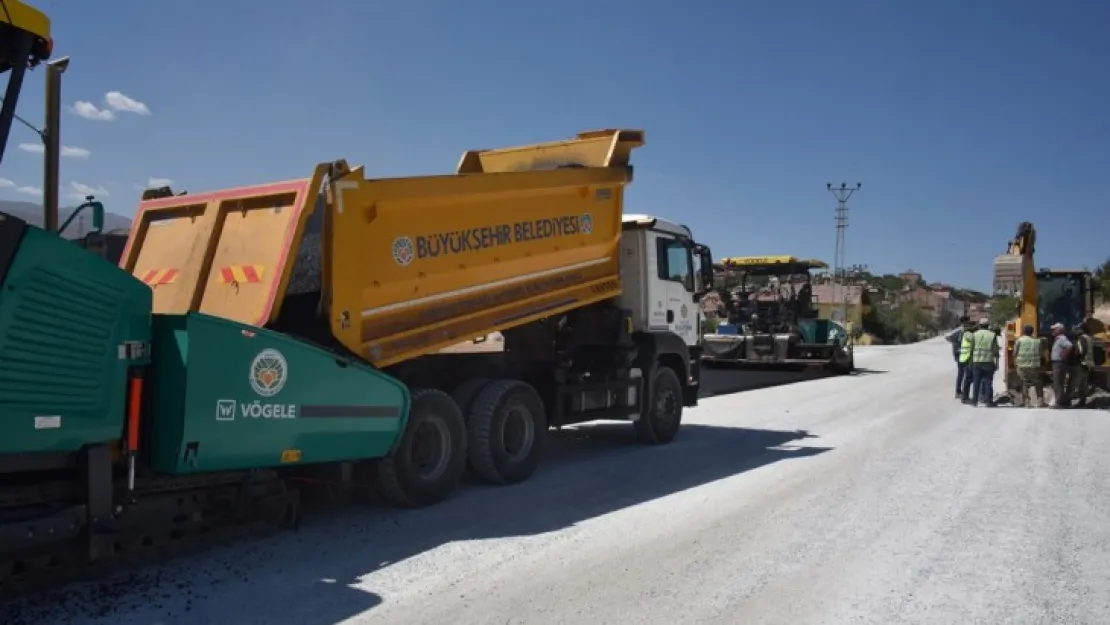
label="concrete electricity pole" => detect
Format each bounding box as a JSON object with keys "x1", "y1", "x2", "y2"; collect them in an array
[{"x1": 826, "y1": 182, "x2": 862, "y2": 326}]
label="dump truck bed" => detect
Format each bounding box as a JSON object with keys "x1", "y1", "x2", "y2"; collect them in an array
[{"x1": 119, "y1": 129, "x2": 643, "y2": 368}]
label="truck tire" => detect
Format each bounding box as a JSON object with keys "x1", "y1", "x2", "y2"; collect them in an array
[
  {"x1": 452, "y1": 378, "x2": 492, "y2": 417},
  {"x1": 377, "y1": 388, "x2": 468, "y2": 507},
  {"x1": 635, "y1": 366, "x2": 683, "y2": 445},
  {"x1": 830, "y1": 347, "x2": 853, "y2": 375},
  {"x1": 467, "y1": 379, "x2": 547, "y2": 485}
]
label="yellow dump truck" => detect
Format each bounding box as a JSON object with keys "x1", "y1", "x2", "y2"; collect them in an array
[{"x1": 120, "y1": 129, "x2": 715, "y2": 490}]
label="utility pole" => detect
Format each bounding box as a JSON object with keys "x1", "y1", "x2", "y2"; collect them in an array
[
  {"x1": 43, "y1": 57, "x2": 70, "y2": 233},
  {"x1": 826, "y1": 182, "x2": 862, "y2": 327}
]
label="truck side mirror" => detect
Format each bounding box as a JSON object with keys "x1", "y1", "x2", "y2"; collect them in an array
[
  {"x1": 89, "y1": 200, "x2": 105, "y2": 232},
  {"x1": 695, "y1": 244, "x2": 714, "y2": 296},
  {"x1": 57, "y1": 196, "x2": 106, "y2": 236}
]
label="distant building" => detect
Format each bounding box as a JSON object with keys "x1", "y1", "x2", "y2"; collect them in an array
[
  {"x1": 897, "y1": 286, "x2": 942, "y2": 316},
  {"x1": 928, "y1": 285, "x2": 969, "y2": 321},
  {"x1": 900, "y1": 269, "x2": 922, "y2": 288},
  {"x1": 811, "y1": 284, "x2": 868, "y2": 330}
]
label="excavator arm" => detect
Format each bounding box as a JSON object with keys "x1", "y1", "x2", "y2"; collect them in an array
[{"x1": 992, "y1": 221, "x2": 1038, "y2": 329}]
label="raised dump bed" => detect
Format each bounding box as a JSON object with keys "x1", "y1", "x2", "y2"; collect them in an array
[{"x1": 119, "y1": 129, "x2": 643, "y2": 368}]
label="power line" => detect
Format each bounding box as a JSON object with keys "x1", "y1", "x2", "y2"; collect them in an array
[
  {"x1": 826, "y1": 182, "x2": 862, "y2": 325},
  {"x1": 0, "y1": 97, "x2": 45, "y2": 139}
]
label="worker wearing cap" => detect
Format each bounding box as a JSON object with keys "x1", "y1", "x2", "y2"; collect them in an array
[
  {"x1": 1012, "y1": 324, "x2": 1044, "y2": 408},
  {"x1": 968, "y1": 317, "x2": 999, "y2": 407},
  {"x1": 1048, "y1": 322, "x2": 1073, "y2": 408},
  {"x1": 946, "y1": 316, "x2": 975, "y2": 400},
  {"x1": 1068, "y1": 321, "x2": 1095, "y2": 408}
]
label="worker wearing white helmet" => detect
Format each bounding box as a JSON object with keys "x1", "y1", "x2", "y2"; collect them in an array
[
  {"x1": 966, "y1": 317, "x2": 999, "y2": 407},
  {"x1": 1049, "y1": 322, "x2": 1073, "y2": 408}
]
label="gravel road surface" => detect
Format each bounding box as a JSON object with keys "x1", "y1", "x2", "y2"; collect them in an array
[{"x1": 6, "y1": 339, "x2": 1110, "y2": 625}]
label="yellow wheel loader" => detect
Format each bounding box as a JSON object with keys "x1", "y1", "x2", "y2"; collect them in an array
[{"x1": 993, "y1": 222, "x2": 1108, "y2": 404}]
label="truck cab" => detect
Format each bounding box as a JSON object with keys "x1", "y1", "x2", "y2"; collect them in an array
[{"x1": 619, "y1": 214, "x2": 711, "y2": 350}]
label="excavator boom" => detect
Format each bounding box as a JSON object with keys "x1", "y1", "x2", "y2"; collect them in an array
[{"x1": 0, "y1": 0, "x2": 52, "y2": 166}]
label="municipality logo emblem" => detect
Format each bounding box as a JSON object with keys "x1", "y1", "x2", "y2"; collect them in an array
[
  {"x1": 579, "y1": 213, "x2": 593, "y2": 235},
  {"x1": 392, "y1": 236, "x2": 415, "y2": 267},
  {"x1": 250, "y1": 348, "x2": 288, "y2": 397}
]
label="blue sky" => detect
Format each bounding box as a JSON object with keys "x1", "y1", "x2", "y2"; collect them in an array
[{"x1": 2, "y1": 0, "x2": 1107, "y2": 291}]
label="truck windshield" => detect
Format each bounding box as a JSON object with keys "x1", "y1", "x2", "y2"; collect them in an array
[{"x1": 1036, "y1": 273, "x2": 1085, "y2": 336}]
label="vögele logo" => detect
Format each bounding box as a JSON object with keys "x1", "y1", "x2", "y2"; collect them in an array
[
  {"x1": 392, "y1": 236, "x2": 415, "y2": 267},
  {"x1": 250, "y1": 348, "x2": 288, "y2": 397}
]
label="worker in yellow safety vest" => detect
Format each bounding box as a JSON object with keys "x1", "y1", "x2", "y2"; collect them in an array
[
  {"x1": 958, "y1": 325, "x2": 974, "y2": 400},
  {"x1": 1068, "y1": 322, "x2": 1095, "y2": 408},
  {"x1": 1012, "y1": 324, "x2": 1044, "y2": 408},
  {"x1": 947, "y1": 316, "x2": 975, "y2": 401},
  {"x1": 966, "y1": 317, "x2": 999, "y2": 407}
]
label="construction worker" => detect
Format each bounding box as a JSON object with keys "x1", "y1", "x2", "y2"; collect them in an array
[
  {"x1": 1048, "y1": 322, "x2": 1073, "y2": 408},
  {"x1": 946, "y1": 316, "x2": 974, "y2": 400},
  {"x1": 1012, "y1": 324, "x2": 1044, "y2": 408},
  {"x1": 967, "y1": 317, "x2": 999, "y2": 407},
  {"x1": 1069, "y1": 321, "x2": 1095, "y2": 408}
]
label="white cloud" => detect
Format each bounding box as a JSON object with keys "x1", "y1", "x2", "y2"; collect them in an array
[
  {"x1": 72, "y1": 101, "x2": 116, "y2": 121},
  {"x1": 0, "y1": 178, "x2": 14, "y2": 188},
  {"x1": 62, "y1": 146, "x2": 92, "y2": 158},
  {"x1": 104, "y1": 91, "x2": 151, "y2": 115},
  {"x1": 65, "y1": 181, "x2": 110, "y2": 201},
  {"x1": 71, "y1": 91, "x2": 151, "y2": 121},
  {"x1": 17, "y1": 142, "x2": 91, "y2": 158},
  {"x1": 147, "y1": 177, "x2": 173, "y2": 187},
  {"x1": 64, "y1": 180, "x2": 110, "y2": 200},
  {"x1": 17, "y1": 186, "x2": 42, "y2": 197}
]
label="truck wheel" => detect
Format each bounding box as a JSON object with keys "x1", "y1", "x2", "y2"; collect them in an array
[
  {"x1": 826, "y1": 346, "x2": 851, "y2": 375},
  {"x1": 452, "y1": 378, "x2": 492, "y2": 417},
  {"x1": 467, "y1": 379, "x2": 547, "y2": 485},
  {"x1": 377, "y1": 388, "x2": 467, "y2": 507},
  {"x1": 635, "y1": 366, "x2": 683, "y2": 445}
]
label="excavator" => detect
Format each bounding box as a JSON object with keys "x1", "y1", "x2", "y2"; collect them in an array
[
  {"x1": 992, "y1": 222, "x2": 1108, "y2": 405},
  {"x1": 1, "y1": 0, "x2": 52, "y2": 167}
]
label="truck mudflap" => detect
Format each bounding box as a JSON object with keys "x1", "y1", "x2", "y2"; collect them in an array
[{"x1": 118, "y1": 168, "x2": 329, "y2": 328}]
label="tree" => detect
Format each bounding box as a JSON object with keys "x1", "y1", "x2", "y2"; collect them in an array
[
  {"x1": 937, "y1": 309, "x2": 959, "y2": 331},
  {"x1": 862, "y1": 305, "x2": 894, "y2": 343},
  {"x1": 1094, "y1": 256, "x2": 1110, "y2": 302},
  {"x1": 990, "y1": 296, "x2": 1020, "y2": 325},
  {"x1": 862, "y1": 301, "x2": 936, "y2": 344},
  {"x1": 874, "y1": 274, "x2": 906, "y2": 293},
  {"x1": 894, "y1": 301, "x2": 934, "y2": 342}
]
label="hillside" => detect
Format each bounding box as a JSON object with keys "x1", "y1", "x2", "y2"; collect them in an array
[{"x1": 0, "y1": 199, "x2": 132, "y2": 239}]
